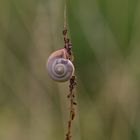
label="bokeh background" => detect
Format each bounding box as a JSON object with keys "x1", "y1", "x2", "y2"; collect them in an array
[{"x1": 0, "y1": 0, "x2": 140, "y2": 140}]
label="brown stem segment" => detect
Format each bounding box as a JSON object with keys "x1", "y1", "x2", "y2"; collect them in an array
[
  {"x1": 65, "y1": 76, "x2": 77, "y2": 140},
  {"x1": 63, "y1": 28, "x2": 77, "y2": 140},
  {"x1": 63, "y1": 29, "x2": 73, "y2": 61}
]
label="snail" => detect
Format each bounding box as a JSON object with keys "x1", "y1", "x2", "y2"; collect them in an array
[{"x1": 47, "y1": 49, "x2": 75, "y2": 82}]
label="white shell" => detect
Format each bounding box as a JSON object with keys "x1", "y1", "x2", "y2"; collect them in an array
[{"x1": 47, "y1": 55, "x2": 74, "y2": 82}]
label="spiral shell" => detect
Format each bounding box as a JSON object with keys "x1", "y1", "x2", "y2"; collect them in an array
[{"x1": 47, "y1": 49, "x2": 74, "y2": 82}]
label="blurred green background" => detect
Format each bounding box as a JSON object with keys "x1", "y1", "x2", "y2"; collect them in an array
[{"x1": 0, "y1": 0, "x2": 140, "y2": 140}]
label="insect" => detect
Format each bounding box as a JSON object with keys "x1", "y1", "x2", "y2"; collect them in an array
[{"x1": 47, "y1": 48, "x2": 75, "y2": 82}]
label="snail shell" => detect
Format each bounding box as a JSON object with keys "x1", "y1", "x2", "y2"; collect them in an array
[{"x1": 47, "y1": 49, "x2": 74, "y2": 82}]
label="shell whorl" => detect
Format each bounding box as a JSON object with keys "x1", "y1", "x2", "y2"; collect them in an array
[{"x1": 47, "y1": 49, "x2": 74, "y2": 82}]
